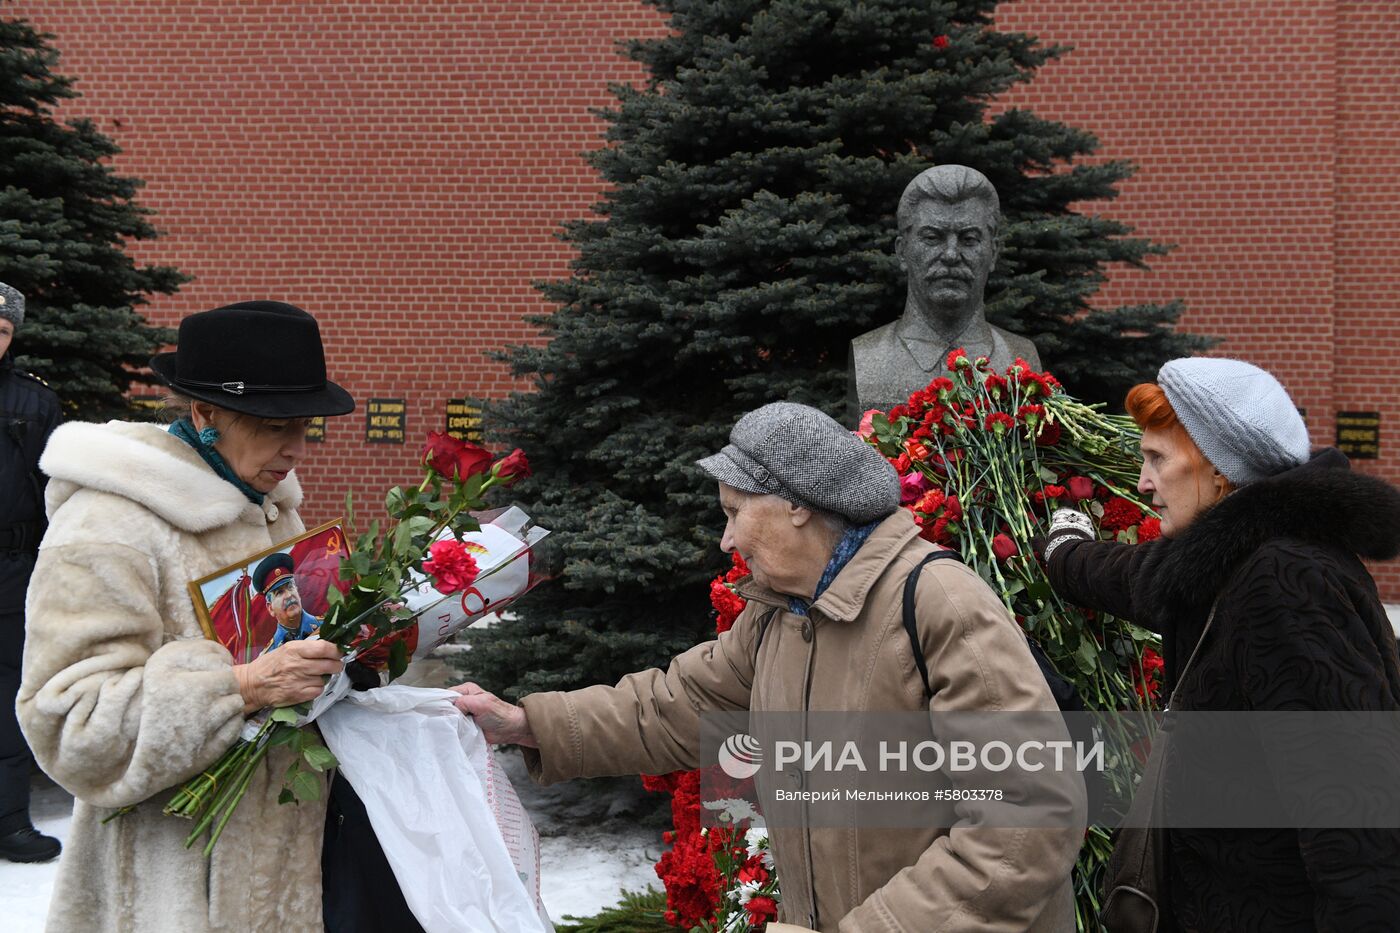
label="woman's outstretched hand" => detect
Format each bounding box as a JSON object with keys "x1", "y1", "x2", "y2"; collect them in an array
[{"x1": 450, "y1": 682, "x2": 538, "y2": 747}]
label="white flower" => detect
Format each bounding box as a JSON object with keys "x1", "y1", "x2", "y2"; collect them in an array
[
  {"x1": 733, "y1": 879, "x2": 763, "y2": 906},
  {"x1": 703, "y1": 797, "x2": 760, "y2": 824},
  {"x1": 744, "y1": 826, "x2": 768, "y2": 858}
]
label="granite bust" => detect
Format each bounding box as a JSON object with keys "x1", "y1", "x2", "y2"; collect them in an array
[{"x1": 848, "y1": 165, "x2": 1041, "y2": 420}]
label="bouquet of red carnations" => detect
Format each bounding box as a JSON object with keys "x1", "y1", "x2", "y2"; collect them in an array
[{"x1": 859, "y1": 350, "x2": 1162, "y2": 927}]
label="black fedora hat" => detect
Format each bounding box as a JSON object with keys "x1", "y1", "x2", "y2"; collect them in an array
[{"x1": 149, "y1": 301, "x2": 355, "y2": 419}]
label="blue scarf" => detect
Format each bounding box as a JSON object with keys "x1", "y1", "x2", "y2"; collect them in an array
[
  {"x1": 788, "y1": 520, "x2": 880, "y2": 616},
  {"x1": 169, "y1": 418, "x2": 266, "y2": 506}
]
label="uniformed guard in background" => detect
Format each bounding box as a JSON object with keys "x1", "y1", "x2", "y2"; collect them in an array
[{"x1": 0, "y1": 282, "x2": 61, "y2": 862}]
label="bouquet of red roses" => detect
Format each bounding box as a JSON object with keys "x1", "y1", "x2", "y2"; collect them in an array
[{"x1": 151, "y1": 433, "x2": 542, "y2": 855}]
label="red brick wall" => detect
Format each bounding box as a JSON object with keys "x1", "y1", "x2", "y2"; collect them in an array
[
  {"x1": 994, "y1": 0, "x2": 1400, "y2": 594},
  {"x1": 7, "y1": 0, "x2": 668, "y2": 526},
  {"x1": 10, "y1": 1, "x2": 1400, "y2": 595}
]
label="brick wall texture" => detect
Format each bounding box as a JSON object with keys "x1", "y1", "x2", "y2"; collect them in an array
[{"x1": 9, "y1": 1, "x2": 1400, "y2": 596}]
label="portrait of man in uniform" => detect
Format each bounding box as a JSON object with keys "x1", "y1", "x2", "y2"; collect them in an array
[
  {"x1": 252, "y1": 551, "x2": 322, "y2": 652},
  {"x1": 189, "y1": 521, "x2": 344, "y2": 662}
]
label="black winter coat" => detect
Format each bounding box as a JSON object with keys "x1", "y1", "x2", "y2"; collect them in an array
[
  {"x1": 0, "y1": 352, "x2": 60, "y2": 614},
  {"x1": 1047, "y1": 448, "x2": 1400, "y2": 932}
]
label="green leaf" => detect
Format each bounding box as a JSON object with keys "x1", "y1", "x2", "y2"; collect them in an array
[
  {"x1": 302, "y1": 745, "x2": 338, "y2": 772},
  {"x1": 269, "y1": 708, "x2": 300, "y2": 724},
  {"x1": 386, "y1": 485, "x2": 409, "y2": 515},
  {"x1": 267, "y1": 725, "x2": 299, "y2": 747},
  {"x1": 347, "y1": 549, "x2": 372, "y2": 577},
  {"x1": 392, "y1": 520, "x2": 414, "y2": 555},
  {"x1": 388, "y1": 638, "x2": 409, "y2": 681},
  {"x1": 289, "y1": 769, "x2": 322, "y2": 803},
  {"x1": 1075, "y1": 638, "x2": 1099, "y2": 675},
  {"x1": 278, "y1": 788, "x2": 297, "y2": 806},
  {"x1": 1037, "y1": 466, "x2": 1059, "y2": 484},
  {"x1": 404, "y1": 515, "x2": 437, "y2": 538}
]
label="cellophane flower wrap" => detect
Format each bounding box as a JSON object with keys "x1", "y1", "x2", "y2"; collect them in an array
[
  {"x1": 862, "y1": 350, "x2": 1163, "y2": 926},
  {"x1": 147, "y1": 433, "x2": 546, "y2": 855}
]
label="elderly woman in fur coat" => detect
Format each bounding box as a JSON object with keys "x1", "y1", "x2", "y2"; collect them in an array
[
  {"x1": 1040, "y1": 358, "x2": 1400, "y2": 932},
  {"x1": 17, "y1": 302, "x2": 354, "y2": 932}
]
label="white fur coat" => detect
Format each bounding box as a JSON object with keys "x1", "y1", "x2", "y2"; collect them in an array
[{"x1": 17, "y1": 421, "x2": 327, "y2": 932}]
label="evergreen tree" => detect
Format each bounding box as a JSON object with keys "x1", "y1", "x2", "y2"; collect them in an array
[
  {"x1": 462, "y1": 0, "x2": 1211, "y2": 698},
  {"x1": 0, "y1": 10, "x2": 182, "y2": 419}
]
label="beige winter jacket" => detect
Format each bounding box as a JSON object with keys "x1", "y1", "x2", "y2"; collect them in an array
[
  {"x1": 17, "y1": 421, "x2": 326, "y2": 932},
  {"x1": 521, "y1": 509, "x2": 1084, "y2": 932}
]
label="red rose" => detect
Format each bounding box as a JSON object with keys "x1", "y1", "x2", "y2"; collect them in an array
[
  {"x1": 932, "y1": 34, "x2": 950, "y2": 49},
  {"x1": 421, "y1": 431, "x2": 465, "y2": 477},
  {"x1": 422, "y1": 538, "x2": 480, "y2": 594},
  {"x1": 495, "y1": 447, "x2": 532, "y2": 485},
  {"x1": 1138, "y1": 516, "x2": 1162, "y2": 542},
  {"x1": 900, "y1": 470, "x2": 930, "y2": 504},
  {"x1": 1066, "y1": 476, "x2": 1094, "y2": 501},
  {"x1": 992, "y1": 533, "x2": 1017, "y2": 562}
]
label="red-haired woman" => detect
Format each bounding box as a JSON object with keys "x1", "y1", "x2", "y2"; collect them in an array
[{"x1": 1041, "y1": 357, "x2": 1400, "y2": 932}]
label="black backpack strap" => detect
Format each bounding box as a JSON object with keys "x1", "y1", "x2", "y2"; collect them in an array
[
  {"x1": 753, "y1": 607, "x2": 779, "y2": 660},
  {"x1": 903, "y1": 550, "x2": 963, "y2": 695}
]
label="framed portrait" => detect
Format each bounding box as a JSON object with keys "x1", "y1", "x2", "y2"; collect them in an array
[{"x1": 188, "y1": 519, "x2": 349, "y2": 664}]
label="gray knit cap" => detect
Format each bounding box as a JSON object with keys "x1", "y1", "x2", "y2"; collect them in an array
[
  {"x1": 696, "y1": 401, "x2": 900, "y2": 524},
  {"x1": 1157, "y1": 357, "x2": 1310, "y2": 486},
  {"x1": 0, "y1": 282, "x2": 23, "y2": 328}
]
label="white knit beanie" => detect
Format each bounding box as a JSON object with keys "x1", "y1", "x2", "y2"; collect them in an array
[{"x1": 1157, "y1": 358, "x2": 1310, "y2": 486}]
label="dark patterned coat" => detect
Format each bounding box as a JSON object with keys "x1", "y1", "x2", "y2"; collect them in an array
[{"x1": 1047, "y1": 448, "x2": 1400, "y2": 932}]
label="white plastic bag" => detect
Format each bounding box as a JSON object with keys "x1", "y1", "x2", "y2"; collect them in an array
[{"x1": 317, "y1": 685, "x2": 552, "y2": 933}]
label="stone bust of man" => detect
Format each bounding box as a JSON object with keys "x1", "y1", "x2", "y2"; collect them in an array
[{"x1": 848, "y1": 164, "x2": 1041, "y2": 419}]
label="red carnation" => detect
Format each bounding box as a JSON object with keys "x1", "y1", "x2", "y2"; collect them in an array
[
  {"x1": 1015, "y1": 405, "x2": 1044, "y2": 432},
  {"x1": 984, "y1": 412, "x2": 1016, "y2": 435},
  {"x1": 494, "y1": 447, "x2": 531, "y2": 485},
  {"x1": 913, "y1": 488, "x2": 946, "y2": 515},
  {"x1": 709, "y1": 579, "x2": 746, "y2": 634},
  {"x1": 1067, "y1": 476, "x2": 1095, "y2": 501},
  {"x1": 984, "y1": 373, "x2": 1009, "y2": 398},
  {"x1": 1137, "y1": 516, "x2": 1162, "y2": 542},
  {"x1": 892, "y1": 453, "x2": 912, "y2": 473},
  {"x1": 946, "y1": 348, "x2": 970, "y2": 371},
  {"x1": 905, "y1": 439, "x2": 930, "y2": 462},
  {"x1": 422, "y1": 538, "x2": 480, "y2": 594},
  {"x1": 992, "y1": 533, "x2": 1018, "y2": 562},
  {"x1": 746, "y1": 895, "x2": 779, "y2": 924},
  {"x1": 737, "y1": 861, "x2": 769, "y2": 885},
  {"x1": 1132, "y1": 647, "x2": 1166, "y2": 703},
  {"x1": 932, "y1": 34, "x2": 950, "y2": 49},
  {"x1": 1043, "y1": 484, "x2": 1067, "y2": 501},
  {"x1": 1101, "y1": 497, "x2": 1145, "y2": 534},
  {"x1": 1034, "y1": 420, "x2": 1062, "y2": 446}
]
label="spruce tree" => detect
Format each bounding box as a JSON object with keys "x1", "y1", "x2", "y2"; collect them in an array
[
  {"x1": 0, "y1": 11, "x2": 182, "y2": 419},
  {"x1": 462, "y1": 0, "x2": 1211, "y2": 698}
]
